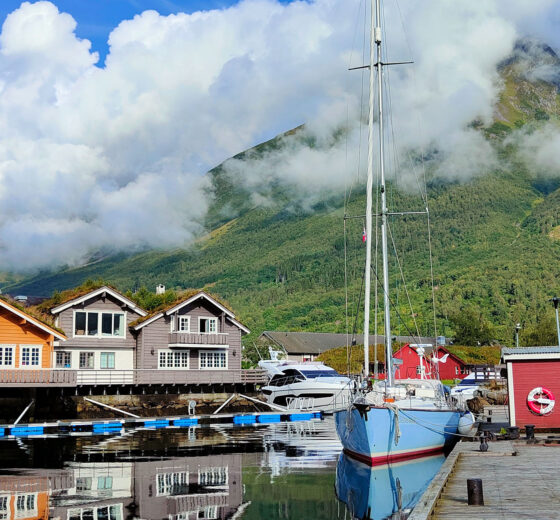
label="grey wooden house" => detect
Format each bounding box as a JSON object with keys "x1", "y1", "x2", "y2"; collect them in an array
[
  {"x1": 132, "y1": 291, "x2": 252, "y2": 385},
  {"x1": 50, "y1": 286, "x2": 148, "y2": 385}
]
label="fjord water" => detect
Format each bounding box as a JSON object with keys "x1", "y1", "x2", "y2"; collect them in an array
[{"x1": 0, "y1": 417, "x2": 444, "y2": 519}]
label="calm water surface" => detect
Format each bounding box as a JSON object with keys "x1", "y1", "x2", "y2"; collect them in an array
[{"x1": 0, "y1": 417, "x2": 444, "y2": 519}]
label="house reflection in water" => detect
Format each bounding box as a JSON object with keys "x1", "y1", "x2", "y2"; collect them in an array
[{"x1": 0, "y1": 453, "x2": 243, "y2": 520}]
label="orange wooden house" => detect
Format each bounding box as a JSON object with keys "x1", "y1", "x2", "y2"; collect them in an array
[{"x1": 0, "y1": 298, "x2": 68, "y2": 385}]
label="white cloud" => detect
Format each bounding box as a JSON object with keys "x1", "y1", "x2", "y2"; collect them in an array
[{"x1": 0, "y1": 0, "x2": 557, "y2": 272}]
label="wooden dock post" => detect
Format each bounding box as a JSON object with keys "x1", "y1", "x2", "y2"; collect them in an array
[{"x1": 467, "y1": 478, "x2": 484, "y2": 506}]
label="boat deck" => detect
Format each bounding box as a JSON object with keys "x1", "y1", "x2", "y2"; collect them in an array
[{"x1": 410, "y1": 438, "x2": 560, "y2": 519}]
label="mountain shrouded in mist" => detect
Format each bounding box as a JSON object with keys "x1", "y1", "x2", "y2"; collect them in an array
[
  {"x1": 4, "y1": 2, "x2": 560, "y2": 346},
  {"x1": 1, "y1": 0, "x2": 560, "y2": 272}
]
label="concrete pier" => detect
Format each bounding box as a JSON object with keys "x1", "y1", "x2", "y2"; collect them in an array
[{"x1": 410, "y1": 438, "x2": 560, "y2": 519}]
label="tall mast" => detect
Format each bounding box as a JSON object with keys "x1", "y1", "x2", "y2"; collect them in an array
[
  {"x1": 362, "y1": 0, "x2": 376, "y2": 380},
  {"x1": 375, "y1": 0, "x2": 393, "y2": 386}
]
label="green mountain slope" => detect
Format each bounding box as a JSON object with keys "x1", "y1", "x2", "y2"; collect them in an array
[{"x1": 4, "y1": 42, "x2": 560, "y2": 347}]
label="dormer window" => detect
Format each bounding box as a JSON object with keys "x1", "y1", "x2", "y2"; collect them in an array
[
  {"x1": 74, "y1": 311, "x2": 125, "y2": 338},
  {"x1": 199, "y1": 317, "x2": 218, "y2": 334},
  {"x1": 178, "y1": 316, "x2": 190, "y2": 332}
]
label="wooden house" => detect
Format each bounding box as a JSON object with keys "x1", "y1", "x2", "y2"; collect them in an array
[
  {"x1": 132, "y1": 291, "x2": 250, "y2": 385},
  {"x1": 49, "y1": 286, "x2": 147, "y2": 385},
  {"x1": 392, "y1": 344, "x2": 470, "y2": 380},
  {"x1": 502, "y1": 346, "x2": 560, "y2": 430},
  {"x1": 260, "y1": 331, "x2": 436, "y2": 363},
  {"x1": 0, "y1": 298, "x2": 69, "y2": 386}
]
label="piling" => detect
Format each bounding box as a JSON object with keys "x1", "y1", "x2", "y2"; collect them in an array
[{"x1": 467, "y1": 478, "x2": 484, "y2": 505}]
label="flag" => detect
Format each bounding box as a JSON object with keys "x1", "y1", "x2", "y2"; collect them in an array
[{"x1": 362, "y1": 227, "x2": 367, "y2": 243}]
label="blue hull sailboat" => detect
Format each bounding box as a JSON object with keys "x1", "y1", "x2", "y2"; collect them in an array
[
  {"x1": 335, "y1": 452, "x2": 445, "y2": 519},
  {"x1": 333, "y1": 0, "x2": 473, "y2": 465}
]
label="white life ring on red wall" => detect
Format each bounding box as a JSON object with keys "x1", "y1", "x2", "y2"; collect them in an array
[{"x1": 527, "y1": 387, "x2": 555, "y2": 415}]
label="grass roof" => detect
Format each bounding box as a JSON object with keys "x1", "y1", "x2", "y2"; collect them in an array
[
  {"x1": 34, "y1": 279, "x2": 118, "y2": 313},
  {"x1": 130, "y1": 289, "x2": 234, "y2": 328},
  {"x1": 0, "y1": 296, "x2": 66, "y2": 336}
]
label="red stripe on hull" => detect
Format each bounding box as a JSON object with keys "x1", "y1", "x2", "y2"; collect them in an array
[{"x1": 343, "y1": 445, "x2": 445, "y2": 467}]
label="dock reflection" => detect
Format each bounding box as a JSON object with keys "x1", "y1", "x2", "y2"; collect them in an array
[{"x1": 335, "y1": 453, "x2": 445, "y2": 520}]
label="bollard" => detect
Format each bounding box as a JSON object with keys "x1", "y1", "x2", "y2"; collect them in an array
[
  {"x1": 467, "y1": 478, "x2": 484, "y2": 505},
  {"x1": 479, "y1": 432, "x2": 488, "y2": 452},
  {"x1": 507, "y1": 426, "x2": 520, "y2": 440},
  {"x1": 525, "y1": 424, "x2": 535, "y2": 440}
]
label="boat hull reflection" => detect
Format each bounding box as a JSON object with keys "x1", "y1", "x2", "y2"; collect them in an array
[{"x1": 335, "y1": 452, "x2": 445, "y2": 520}]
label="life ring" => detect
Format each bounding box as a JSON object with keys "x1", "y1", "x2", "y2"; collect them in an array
[{"x1": 527, "y1": 387, "x2": 555, "y2": 415}]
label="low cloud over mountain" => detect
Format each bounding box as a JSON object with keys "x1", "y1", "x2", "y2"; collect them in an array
[{"x1": 1, "y1": 0, "x2": 559, "y2": 272}]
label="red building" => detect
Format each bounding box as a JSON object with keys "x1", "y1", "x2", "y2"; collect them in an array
[
  {"x1": 502, "y1": 347, "x2": 560, "y2": 430},
  {"x1": 392, "y1": 344, "x2": 470, "y2": 380}
]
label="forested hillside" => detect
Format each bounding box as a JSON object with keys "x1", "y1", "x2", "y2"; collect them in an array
[{"x1": 4, "y1": 42, "x2": 560, "y2": 348}]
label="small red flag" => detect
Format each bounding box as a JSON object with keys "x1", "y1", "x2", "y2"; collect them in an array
[{"x1": 362, "y1": 227, "x2": 367, "y2": 243}]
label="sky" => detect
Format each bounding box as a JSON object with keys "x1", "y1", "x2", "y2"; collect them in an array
[
  {"x1": 1, "y1": 0, "x2": 560, "y2": 274},
  {"x1": 0, "y1": 0, "x2": 242, "y2": 64}
]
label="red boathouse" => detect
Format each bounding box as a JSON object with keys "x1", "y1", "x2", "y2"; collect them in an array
[
  {"x1": 502, "y1": 346, "x2": 560, "y2": 430},
  {"x1": 393, "y1": 344, "x2": 470, "y2": 381}
]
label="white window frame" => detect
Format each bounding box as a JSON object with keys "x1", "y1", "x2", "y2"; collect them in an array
[
  {"x1": 199, "y1": 350, "x2": 227, "y2": 370},
  {"x1": 100, "y1": 352, "x2": 115, "y2": 370},
  {"x1": 0, "y1": 345, "x2": 15, "y2": 367},
  {"x1": 55, "y1": 351, "x2": 72, "y2": 369},
  {"x1": 178, "y1": 316, "x2": 190, "y2": 332},
  {"x1": 198, "y1": 317, "x2": 218, "y2": 334},
  {"x1": 73, "y1": 310, "x2": 126, "y2": 339},
  {"x1": 158, "y1": 349, "x2": 189, "y2": 370},
  {"x1": 14, "y1": 493, "x2": 37, "y2": 519},
  {"x1": 156, "y1": 471, "x2": 189, "y2": 496},
  {"x1": 20, "y1": 345, "x2": 41, "y2": 369},
  {"x1": 79, "y1": 351, "x2": 95, "y2": 370}
]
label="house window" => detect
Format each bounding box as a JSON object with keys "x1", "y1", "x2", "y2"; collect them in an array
[
  {"x1": 76, "y1": 477, "x2": 92, "y2": 491},
  {"x1": 158, "y1": 350, "x2": 189, "y2": 369},
  {"x1": 198, "y1": 466, "x2": 228, "y2": 487},
  {"x1": 15, "y1": 494, "x2": 36, "y2": 517},
  {"x1": 199, "y1": 317, "x2": 218, "y2": 333},
  {"x1": 74, "y1": 311, "x2": 125, "y2": 338},
  {"x1": 79, "y1": 352, "x2": 94, "y2": 369},
  {"x1": 68, "y1": 505, "x2": 122, "y2": 520},
  {"x1": 178, "y1": 316, "x2": 190, "y2": 332},
  {"x1": 455, "y1": 366, "x2": 459, "y2": 375},
  {"x1": 20, "y1": 346, "x2": 41, "y2": 368},
  {"x1": 100, "y1": 353, "x2": 115, "y2": 369},
  {"x1": 0, "y1": 345, "x2": 14, "y2": 367},
  {"x1": 416, "y1": 365, "x2": 422, "y2": 375},
  {"x1": 97, "y1": 476, "x2": 113, "y2": 490},
  {"x1": 55, "y1": 351, "x2": 72, "y2": 368},
  {"x1": 156, "y1": 471, "x2": 188, "y2": 496},
  {"x1": 199, "y1": 350, "x2": 227, "y2": 369}
]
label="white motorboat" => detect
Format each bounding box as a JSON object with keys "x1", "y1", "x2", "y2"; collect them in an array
[{"x1": 259, "y1": 352, "x2": 354, "y2": 411}]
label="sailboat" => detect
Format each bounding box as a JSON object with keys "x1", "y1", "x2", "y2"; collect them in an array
[{"x1": 334, "y1": 0, "x2": 474, "y2": 465}]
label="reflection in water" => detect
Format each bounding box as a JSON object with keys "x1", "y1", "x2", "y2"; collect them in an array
[
  {"x1": 0, "y1": 418, "x2": 444, "y2": 519},
  {"x1": 335, "y1": 453, "x2": 445, "y2": 520}
]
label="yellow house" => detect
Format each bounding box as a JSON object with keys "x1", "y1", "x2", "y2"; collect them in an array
[{"x1": 0, "y1": 298, "x2": 66, "y2": 375}]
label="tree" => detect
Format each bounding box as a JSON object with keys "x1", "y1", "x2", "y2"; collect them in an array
[{"x1": 449, "y1": 307, "x2": 494, "y2": 346}]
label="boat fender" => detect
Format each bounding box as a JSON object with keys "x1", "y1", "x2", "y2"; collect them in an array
[
  {"x1": 458, "y1": 412, "x2": 477, "y2": 436},
  {"x1": 527, "y1": 387, "x2": 555, "y2": 415}
]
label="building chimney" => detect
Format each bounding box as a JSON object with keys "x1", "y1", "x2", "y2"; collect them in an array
[{"x1": 156, "y1": 284, "x2": 165, "y2": 295}]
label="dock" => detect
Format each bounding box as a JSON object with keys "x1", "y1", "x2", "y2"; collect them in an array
[
  {"x1": 410, "y1": 438, "x2": 560, "y2": 519},
  {"x1": 0, "y1": 410, "x2": 322, "y2": 438}
]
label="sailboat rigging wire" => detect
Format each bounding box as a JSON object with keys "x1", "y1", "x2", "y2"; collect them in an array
[
  {"x1": 387, "y1": 222, "x2": 421, "y2": 339},
  {"x1": 344, "y1": 0, "x2": 370, "y2": 376}
]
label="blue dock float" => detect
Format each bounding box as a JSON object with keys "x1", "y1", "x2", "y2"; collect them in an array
[{"x1": 0, "y1": 409, "x2": 323, "y2": 438}]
